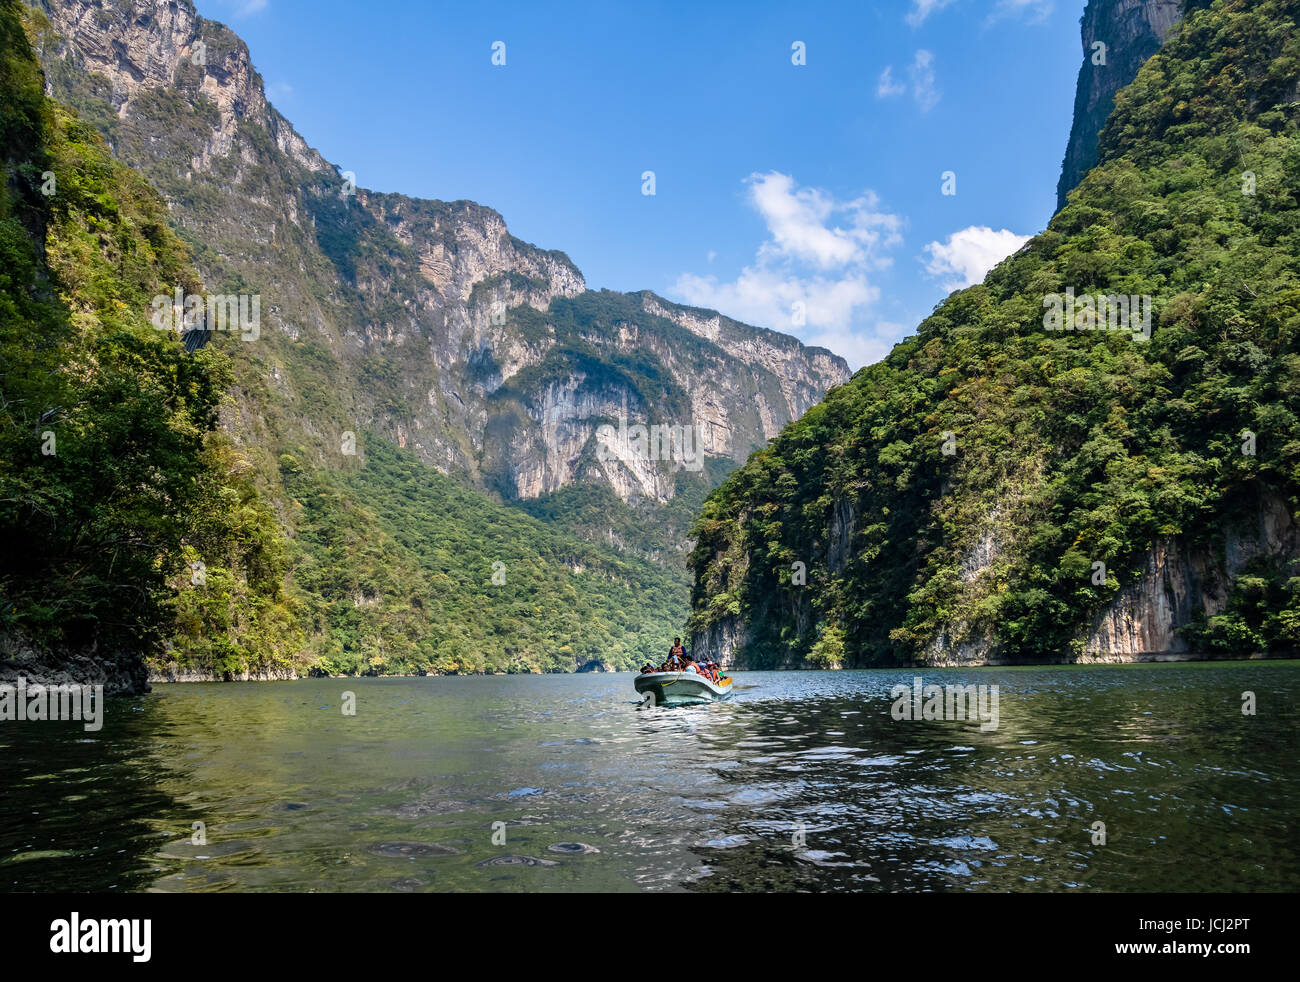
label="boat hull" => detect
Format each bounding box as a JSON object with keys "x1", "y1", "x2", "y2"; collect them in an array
[{"x1": 634, "y1": 671, "x2": 733, "y2": 705}]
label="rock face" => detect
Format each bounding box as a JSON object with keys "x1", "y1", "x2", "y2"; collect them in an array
[
  {"x1": 147, "y1": 664, "x2": 299, "y2": 683},
  {"x1": 705, "y1": 495, "x2": 1298, "y2": 671},
  {"x1": 1, "y1": 633, "x2": 148, "y2": 695},
  {"x1": 26, "y1": 0, "x2": 848, "y2": 527},
  {"x1": 691, "y1": 617, "x2": 749, "y2": 670},
  {"x1": 917, "y1": 494, "x2": 1299, "y2": 666},
  {"x1": 1083, "y1": 494, "x2": 1300, "y2": 659},
  {"x1": 1056, "y1": 0, "x2": 1184, "y2": 210}
]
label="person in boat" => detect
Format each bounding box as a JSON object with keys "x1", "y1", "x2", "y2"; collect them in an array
[
  {"x1": 640, "y1": 662, "x2": 656, "y2": 674},
  {"x1": 683, "y1": 654, "x2": 703, "y2": 675},
  {"x1": 663, "y1": 638, "x2": 685, "y2": 671}
]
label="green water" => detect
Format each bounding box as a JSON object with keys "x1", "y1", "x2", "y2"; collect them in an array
[{"x1": 2, "y1": 662, "x2": 1297, "y2": 892}]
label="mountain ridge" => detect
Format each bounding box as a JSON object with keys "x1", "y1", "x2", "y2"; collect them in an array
[
  {"x1": 25, "y1": 0, "x2": 848, "y2": 513},
  {"x1": 690, "y1": 0, "x2": 1300, "y2": 669}
]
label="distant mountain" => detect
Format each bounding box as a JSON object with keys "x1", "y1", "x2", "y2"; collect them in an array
[
  {"x1": 6, "y1": 0, "x2": 846, "y2": 682},
  {"x1": 26, "y1": 0, "x2": 847, "y2": 519},
  {"x1": 690, "y1": 0, "x2": 1300, "y2": 669}
]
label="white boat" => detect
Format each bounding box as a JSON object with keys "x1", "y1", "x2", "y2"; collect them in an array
[{"x1": 634, "y1": 670, "x2": 733, "y2": 706}]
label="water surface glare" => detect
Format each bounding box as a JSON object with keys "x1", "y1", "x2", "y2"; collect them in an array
[{"x1": 2, "y1": 663, "x2": 1297, "y2": 892}]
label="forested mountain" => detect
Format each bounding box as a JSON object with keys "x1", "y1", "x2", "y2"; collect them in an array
[
  {"x1": 24, "y1": 0, "x2": 846, "y2": 515},
  {"x1": 2, "y1": 0, "x2": 847, "y2": 686},
  {"x1": 0, "y1": 0, "x2": 298, "y2": 690},
  {"x1": 12, "y1": 0, "x2": 1291, "y2": 686},
  {"x1": 690, "y1": 0, "x2": 1300, "y2": 668}
]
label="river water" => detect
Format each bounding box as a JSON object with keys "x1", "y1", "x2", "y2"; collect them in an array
[{"x1": 2, "y1": 663, "x2": 1297, "y2": 892}]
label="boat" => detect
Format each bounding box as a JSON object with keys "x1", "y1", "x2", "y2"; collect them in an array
[{"x1": 634, "y1": 670, "x2": 733, "y2": 706}]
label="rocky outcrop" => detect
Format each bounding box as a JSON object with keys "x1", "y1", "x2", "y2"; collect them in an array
[
  {"x1": 690, "y1": 616, "x2": 749, "y2": 669},
  {"x1": 1, "y1": 633, "x2": 148, "y2": 695},
  {"x1": 28, "y1": 0, "x2": 329, "y2": 175},
  {"x1": 147, "y1": 664, "x2": 299, "y2": 683},
  {"x1": 1056, "y1": 0, "x2": 1184, "y2": 210},
  {"x1": 640, "y1": 294, "x2": 848, "y2": 439},
  {"x1": 826, "y1": 497, "x2": 857, "y2": 574},
  {"x1": 1082, "y1": 540, "x2": 1212, "y2": 657},
  {"x1": 698, "y1": 476, "x2": 1298, "y2": 669},
  {"x1": 1083, "y1": 493, "x2": 1299, "y2": 658},
  {"x1": 920, "y1": 493, "x2": 1300, "y2": 664}
]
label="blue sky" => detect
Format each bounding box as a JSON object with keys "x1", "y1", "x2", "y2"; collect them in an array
[{"x1": 199, "y1": 0, "x2": 1084, "y2": 368}]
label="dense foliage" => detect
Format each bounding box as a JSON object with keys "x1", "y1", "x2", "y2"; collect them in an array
[
  {"x1": 690, "y1": 0, "x2": 1300, "y2": 666},
  {"x1": 283, "y1": 439, "x2": 689, "y2": 675},
  {"x1": 18, "y1": 1, "x2": 804, "y2": 678},
  {"x1": 0, "y1": 0, "x2": 300, "y2": 669}
]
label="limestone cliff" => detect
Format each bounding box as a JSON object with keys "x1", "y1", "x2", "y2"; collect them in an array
[
  {"x1": 25, "y1": 0, "x2": 848, "y2": 533},
  {"x1": 1056, "y1": 0, "x2": 1185, "y2": 210},
  {"x1": 1082, "y1": 494, "x2": 1300, "y2": 660}
]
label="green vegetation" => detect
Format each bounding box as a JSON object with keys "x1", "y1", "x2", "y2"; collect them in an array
[
  {"x1": 0, "y1": 0, "x2": 300, "y2": 670},
  {"x1": 518, "y1": 455, "x2": 737, "y2": 561},
  {"x1": 690, "y1": 0, "x2": 1300, "y2": 666},
  {"x1": 283, "y1": 438, "x2": 689, "y2": 675},
  {"x1": 13, "y1": 0, "x2": 859, "y2": 685},
  {"x1": 0, "y1": 0, "x2": 691, "y2": 680}
]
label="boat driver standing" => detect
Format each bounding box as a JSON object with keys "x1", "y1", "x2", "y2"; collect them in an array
[{"x1": 666, "y1": 637, "x2": 685, "y2": 669}]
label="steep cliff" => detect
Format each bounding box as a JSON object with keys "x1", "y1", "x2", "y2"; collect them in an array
[
  {"x1": 1081, "y1": 491, "x2": 1300, "y2": 657},
  {"x1": 10, "y1": 0, "x2": 847, "y2": 679},
  {"x1": 1056, "y1": 0, "x2": 1186, "y2": 210},
  {"x1": 24, "y1": 0, "x2": 847, "y2": 524},
  {"x1": 0, "y1": 0, "x2": 302, "y2": 691},
  {"x1": 690, "y1": 0, "x2": 1300, "y2": 669}
]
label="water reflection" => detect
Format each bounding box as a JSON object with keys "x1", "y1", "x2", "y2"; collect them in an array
[{"x1": 1, "y1": 663, "x2": 1296, "y2": 892}]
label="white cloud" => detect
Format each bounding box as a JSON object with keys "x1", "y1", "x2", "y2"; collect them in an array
[
  {"x1": 747, "y1": 172, "x2": 900, "y2": 270},
  {"x1": 675, "y1": 267, "x2": 880, "y2": 341},
  {"x1": 806, "y1": 322, "x2": 907, "y2": 370},
  {"x1": 990, "y1": 0, "x2": 1054, "y2": 24},
  {"x1": 906, "y1": 0, "x2": 957, "y2": 27},
  {"x1": 877, "y1": 50, "x2": 940, "y2": 112},
  {"x1": 266, "y1": 81, "x2": 293, "y2": 102},
  {"x1": 876, "y1": 65, "x2": 905, "y2": 99},
  {"x1": 209, "y1": 0, "x2": 268, "y2": 17},
  {"x1": 922, "y1": 225, "x2": 1031, "y2": 290},
  {"x1": 909, "y1": 50, "x2": 940, "y2": 112},
  {"x1": 671, "y1": 173, "x2": 905, "y2": 370}
]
